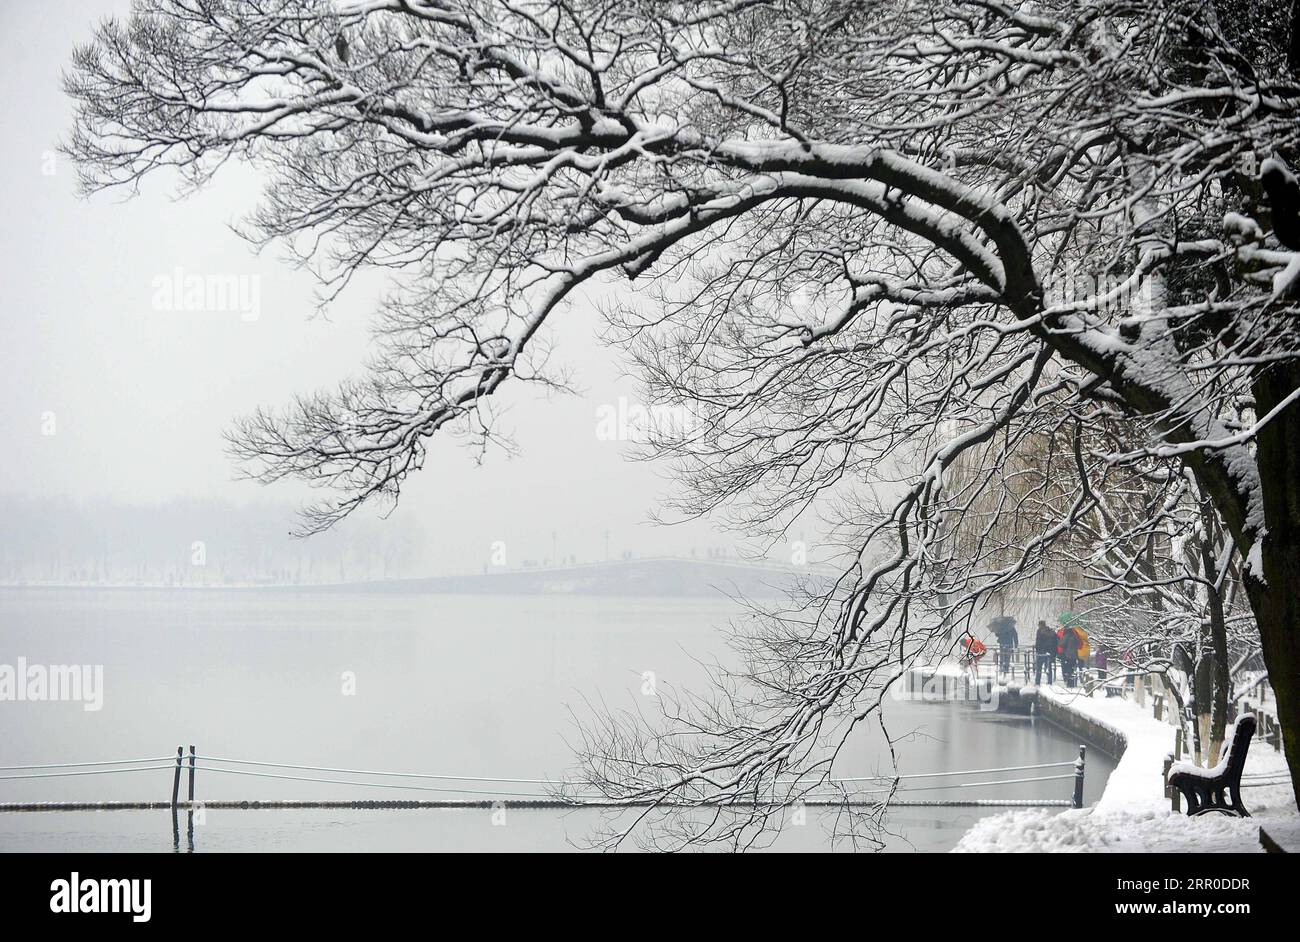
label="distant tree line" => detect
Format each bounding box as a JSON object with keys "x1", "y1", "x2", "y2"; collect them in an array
[{"x1": 0, "y1": 495, "x2": 424, "y2": 586}]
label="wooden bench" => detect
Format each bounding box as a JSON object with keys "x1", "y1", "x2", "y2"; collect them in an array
[{"x1": 1167, "y1": 714, "x2": 1256, "y2": 817}]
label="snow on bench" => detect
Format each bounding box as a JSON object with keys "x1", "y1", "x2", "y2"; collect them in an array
[{"x1": 1166, "y1": 714, "x2": 1256, "y2": 817}]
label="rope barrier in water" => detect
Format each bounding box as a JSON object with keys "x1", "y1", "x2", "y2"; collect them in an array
[
  {"x1": 838, "y1": 760, "x2": 1078, "y2": 782},
  {"x1": 0, "y1": 766, "x2": 1075, "y2": 801},
  {"x1": 870, "y1": 773, "x2": 1077, "y2": 793},
  {"x1": 0, "y1": 796, "x2": 1075, "y2": 812},
  {"x1": 0, "y1": 753, "x2": 1086, "y2": 805},
  {"x1": 193, "y1": 755, "x2": 561, "y2": 786},
  {"x1": 188, "y1": 755, "x2": 1075, "y2": 786},
  {"x1": 0, "y1": 765, "x2": 178, "y2": 781},
  {"x1": 192, "y1": 764, "x2": 591, "y2": 800},
  {"x1": 0, "y1": 749, "x2": 1082, "y2": 786},
  {"x1": 189, "y1": 765, "x2": 1072, "y2": 794},
  {"x1": 0, "y1": 757, "x2": 177, "y2": 771},
  {"x1": 188, "y1": 760, "x2": 1076, "y2": 796}
]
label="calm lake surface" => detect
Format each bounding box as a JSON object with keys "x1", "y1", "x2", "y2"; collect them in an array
[{"x1": 0, "y1": 588, "x2": 1114, "y2": 851}]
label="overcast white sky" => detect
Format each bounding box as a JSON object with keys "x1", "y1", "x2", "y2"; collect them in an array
[{"x1": 0, "y1": 0, "x2": 775, "y2": 575}]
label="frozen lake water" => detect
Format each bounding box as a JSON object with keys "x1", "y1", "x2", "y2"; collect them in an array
[{"x1": 0, "y1": 588, "x2": 1114, "y2": 851}]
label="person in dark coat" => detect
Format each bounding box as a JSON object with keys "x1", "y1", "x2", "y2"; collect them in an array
[
  {"x1": 991, "y1": 616, "x2": 1019, "y2": 674},
  {"x1": 1034, "y1": 620, "x2": 1057, "y2": 685}
]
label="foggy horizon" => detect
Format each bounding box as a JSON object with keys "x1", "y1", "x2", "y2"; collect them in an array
[{"x1": 0, "y1": 1, "x2": 799, "y2": 580}]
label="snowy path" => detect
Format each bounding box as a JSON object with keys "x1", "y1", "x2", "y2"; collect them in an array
[
  {"x1": 1037, "y1": 683, "x2": 1175, "y2": 815},
  {"x1": 951, "y1": 683, "x2": 1297, "y2": 853}
]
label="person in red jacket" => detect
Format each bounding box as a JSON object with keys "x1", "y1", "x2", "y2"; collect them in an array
[{"x1": 959, "y1": 634, "x2": 987, "y2": 680}]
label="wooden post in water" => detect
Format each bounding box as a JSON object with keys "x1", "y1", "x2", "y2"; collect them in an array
[
  {"x1": 171, "y1": 746, "x2": 183, "y2": 810},
  {"x1": 188, "y1": 745, "x2": 196, "y2": 803},
  {"x1": 1073, "y1": 745, "x2": 1086, "y2": 809}
]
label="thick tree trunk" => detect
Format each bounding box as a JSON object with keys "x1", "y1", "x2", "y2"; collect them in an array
[
  {"x1": 1246, "y1": 365, "x2": 1300, "y2": 806},
  {"x1": 1246, "y1": 559, "x2": 1300, "y2": 803},
  {"x1": 1248, "y1": 42, "x2": 1300, "y2": 801}
]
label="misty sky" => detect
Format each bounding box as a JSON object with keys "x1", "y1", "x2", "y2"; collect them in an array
[{"x1": 0, "y1": 1, "x2": 781, "y2": 575}]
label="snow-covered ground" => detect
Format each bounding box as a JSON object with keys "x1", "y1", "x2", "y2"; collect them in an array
[{"x1": 952, "y1": 682, "x2": 1298, "y2": 853}]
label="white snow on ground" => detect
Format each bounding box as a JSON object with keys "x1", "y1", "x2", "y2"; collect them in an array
[
  {"x1": 1038, "y1": 683, "x2": 1175, "y2": 813},
  {"x1": 1238, "y1": 745, "x2": 1300, "y2": 852},
  {"x1": 953, "y1": 805, "x2": 1265, "y2": 853},
  {"x1": 952, "y1": 682, "x2": 1299, "y2": 853},
  {"x1": 1260, "y1": 818, "x2": 1300, "y2": 852}
]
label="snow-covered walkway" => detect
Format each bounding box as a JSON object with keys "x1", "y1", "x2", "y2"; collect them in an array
[{"x1": 952, "y1": 683, "x2": 1298, "y2": 853}]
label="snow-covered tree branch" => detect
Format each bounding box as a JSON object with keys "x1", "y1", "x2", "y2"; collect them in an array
[{"x1": 64, "y1": 0, "x2": 1300, "y2": 845}]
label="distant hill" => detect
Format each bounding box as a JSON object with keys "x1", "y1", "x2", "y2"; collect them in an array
[{"x1": 316, "y1": 557, "x2": 830, "y2": 599}]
